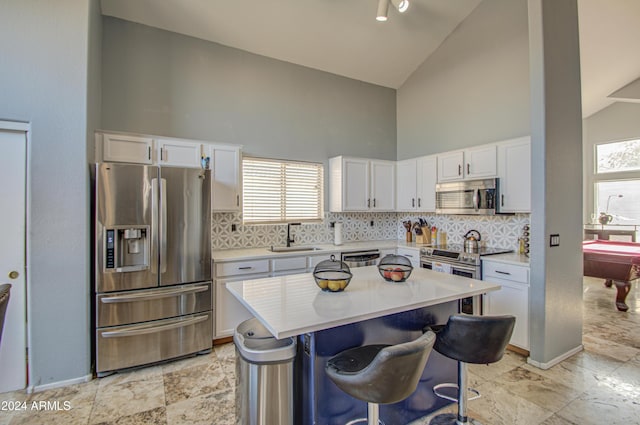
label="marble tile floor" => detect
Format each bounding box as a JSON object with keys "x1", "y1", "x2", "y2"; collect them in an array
[{"x1": 1, "y1": 276, "x2": 638, "y2": 425}]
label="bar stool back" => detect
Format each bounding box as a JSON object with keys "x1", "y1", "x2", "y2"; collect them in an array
[
  {"x1": 429, "y1": 314, "x2": 515, "y2": 425},
  {"x1": 326, "y1": 330, "x2": 436, "y2": 425}
]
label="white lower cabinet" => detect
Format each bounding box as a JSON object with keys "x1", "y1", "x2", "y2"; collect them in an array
[
  {"x1": 482, "y1": 260, "x2": 530, "y2": 350},
  {"x1": 396, "y1": 247, "x2": 420, "y2": 268},
  {"x1": 214, "y1": 254, "x2": 320, "y2": 339},
  {"x1": 215, "y1": 277, "x2": 257, "y2": 338}
]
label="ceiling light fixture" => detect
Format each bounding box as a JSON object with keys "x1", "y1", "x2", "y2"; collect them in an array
[
  {"x1": 376, "y1": 0, "x2": 389, "y2": 22},
  {"x1": 391, "y1": 0, "x2": 410, "y2": 13},
  {"x1": 376, "y1": 0, "x2": 410, "y2": 22}
]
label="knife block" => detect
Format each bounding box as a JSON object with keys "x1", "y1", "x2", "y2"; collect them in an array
[{"x1": 416, "y1": 227, "x2": 431, "y2": 244}]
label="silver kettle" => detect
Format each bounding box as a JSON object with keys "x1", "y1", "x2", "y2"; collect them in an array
[{"x1": 464, "y1": 230, "x2": 481, "y2": 253}]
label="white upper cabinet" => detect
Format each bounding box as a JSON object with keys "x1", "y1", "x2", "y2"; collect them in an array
[
  {"x1": 101, "y1": 133, "x2": 153, "y2": 164},
  {"x1": 396, "y1": 159, "x2": 418, "y2": 211},
  {"x1": 396, "y1": 155, "x2": 437, "y2": 212},
  {"x1": 207, "y1": 144, "x2": 242, "y2": 212},
  {"x1": 157, "y1": 138, "x2": 202, "y2": 168},
  {"x1": 437, "y1": 145, "x2": 497, "y2": 182},
  {"x1": 330, "y1": 156, "x2": 395, "y2": 212},
  {"x1": 498, "y1": 137, "x2": 531, "y2": 213},
  {"x1": 437, "y1": 151, "x2": 465, "y2": 182},
  {"x1": 370, "y1": 160, "x2": 395, "y2": 211}
]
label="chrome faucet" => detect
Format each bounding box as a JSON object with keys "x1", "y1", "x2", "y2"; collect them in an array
[{"x1": 286, "y1": 222, "x2": 301, "y2": 247}]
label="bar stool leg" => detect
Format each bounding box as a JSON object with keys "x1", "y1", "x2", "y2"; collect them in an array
[
  {"x1": 430, "y1": 361, "x2": 481, "y2": 425},
  {"x1": 345, "y1": 402, "x2": 384, "y2": 425}
]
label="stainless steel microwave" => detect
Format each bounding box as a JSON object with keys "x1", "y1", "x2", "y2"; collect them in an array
[{"x1": 435, "y1": 178, "x2": 501, "y2": 215}]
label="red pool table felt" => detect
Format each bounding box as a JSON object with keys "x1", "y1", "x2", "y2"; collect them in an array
[{"x1": 583, "y1": 240, "x2": 640, "y2": 311}]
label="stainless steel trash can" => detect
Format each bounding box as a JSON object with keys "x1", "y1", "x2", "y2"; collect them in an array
[{"x1": 234, "y1": 318, "x2": 296, "y2": 425}]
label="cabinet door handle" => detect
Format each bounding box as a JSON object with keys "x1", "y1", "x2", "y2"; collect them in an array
[
  {"x1": 418, "y1": 198, "x2": 421, "y2": 207},
  {"x1": 467, "y1": 163, "x2": 470, "y2": 174},
  {"x1": 373, "y1": 198, "x2": 376, "y2": 207},
  {"x1": 236, "y1": 194, "x2": 240, "y2": 206},
  {"x1": 412, "y1": 198, "x2": 415, "y2": 207},
  {"x1": 368, "y1": 198, "x2": 371, "y2": 208},
  {"x1": 160, "y1": 147, "x2": 164, "y2": 161},
  {"x1": 501, "y1": 194, "x2": 504, "y2": 207},
  {"x1": 458, "y1": 164, "x2": 462, "y2": 176},
  {"x1": 495, "y1": 270, "x2": 511, "y2": 275},
  {"x1": 148, "y1": 146, "x2": 151, "y2": 161},
  {"x1": 238, "y1": 266, "x2": 253, "y2": 270}
]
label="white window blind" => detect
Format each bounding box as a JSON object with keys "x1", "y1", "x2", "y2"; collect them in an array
[{"x1": 242, "y1": 157, "x2": 324, "y2": 224}]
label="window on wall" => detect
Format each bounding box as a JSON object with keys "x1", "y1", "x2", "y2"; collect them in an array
[
  {"x1": 242, "y1": 157, "x2": 324, "y2": 224},
  {"x1": 594, "y1": 139, "x2": 640, "y2": 225}
]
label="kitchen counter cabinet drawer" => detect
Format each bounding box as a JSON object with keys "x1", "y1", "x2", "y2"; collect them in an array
[
  {"x1": 308, "y1": 254, "x2": 334, "y2": 269},
  {"x1": 482, "y1": 261, "x2": 529, "y2": 284},
  {"x1": 271, "y1": 256, "x2": 307, "y2": 273},
  {"x1": 215, "y1": 259, "x2": 270, "y2": 277}
]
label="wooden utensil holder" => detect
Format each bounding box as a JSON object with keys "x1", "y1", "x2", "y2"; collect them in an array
[{"x1": 415, "y1": 227, "x2": 431, "y2": 244}]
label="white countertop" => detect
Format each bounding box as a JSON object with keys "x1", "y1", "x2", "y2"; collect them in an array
[
  {"x1": 212, "y1": 239, "x2": 430, "y2": 262},
  {"x1": 481, "y1": 253, "x2": 530, "y2": 266},
  {"x1": 226, "y1": 265, "x2": 500, "y2": 339}
]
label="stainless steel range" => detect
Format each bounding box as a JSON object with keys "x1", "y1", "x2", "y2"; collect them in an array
[{"x1": 420, "y1": 244, "x2": 512, "y2": 314}]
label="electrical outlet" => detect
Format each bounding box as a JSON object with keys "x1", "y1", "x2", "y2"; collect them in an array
[
  {"x1": 231, "y1": 224, "x2": 237, "y2": 232},
  {"x1": 550, "y1": 234, "x2": 559, "y2": 247}
]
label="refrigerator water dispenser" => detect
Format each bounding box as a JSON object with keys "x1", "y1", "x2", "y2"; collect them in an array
[{"x1": 104, "y1": 226, "x2": 150, "y2": 272}]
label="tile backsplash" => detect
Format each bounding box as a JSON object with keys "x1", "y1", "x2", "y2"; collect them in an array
[{"x1": 212, "y1": 212, "x2": 530, "y2": 251}]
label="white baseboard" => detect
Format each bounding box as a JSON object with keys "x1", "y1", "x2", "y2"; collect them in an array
[
  {"x1": 527, "y1": 344, "x2": 583, "y2": 370},
  {"x1": 27, "y1": 374, "x2": 93, "y2": 394}
]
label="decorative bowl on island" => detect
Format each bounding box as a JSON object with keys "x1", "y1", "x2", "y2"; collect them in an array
[
  {"x1": 378, "y1": 254, "x2": 413, "y2": 283},
  {"x1": 313, "y1": 255, "x2": 352, "y2": 292}
]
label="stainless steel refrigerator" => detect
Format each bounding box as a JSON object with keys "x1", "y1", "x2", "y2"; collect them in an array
[{"x1": 92, "y1": 163, "x2": 212, "y2": 376}]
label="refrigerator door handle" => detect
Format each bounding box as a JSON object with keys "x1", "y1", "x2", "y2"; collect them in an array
[
  {"x1": 151, "y1": 177, "x2": 159, "y2": 274},
  {"x1": 100, "y1": 284, "x2": 210, "y2": 303},
  {"x1": 101, "y1": 314, "x2": 209, "y2": 338},
  {"x1": 160, "y1": 178, "x2": 167, "y2": 273}
]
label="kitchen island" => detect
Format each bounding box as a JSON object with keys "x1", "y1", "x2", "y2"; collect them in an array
[{"x1": 227, "y1": 265, "x2": 501, "y2": 425}]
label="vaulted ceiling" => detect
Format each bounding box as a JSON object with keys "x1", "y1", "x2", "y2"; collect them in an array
[{"x1": 101, "y1": 0, "x2": 640, "y2": 118}]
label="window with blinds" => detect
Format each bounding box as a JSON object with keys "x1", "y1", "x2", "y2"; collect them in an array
[{"x1": 242, "y1": 157, "x2": 324, "y2": 224}]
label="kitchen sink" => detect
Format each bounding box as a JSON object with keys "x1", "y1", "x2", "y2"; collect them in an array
[{"x1": 269, "y1": 246, "x2": 323, "y2": 252}]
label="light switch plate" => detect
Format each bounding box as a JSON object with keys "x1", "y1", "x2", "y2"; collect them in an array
[{"x1": 550, "y1": 234, "x2": 560, "y2": 247}]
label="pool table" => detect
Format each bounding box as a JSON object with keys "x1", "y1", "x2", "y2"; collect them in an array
[{"x1": 583, "y1": 240, "x2": 640, "y2": 311}]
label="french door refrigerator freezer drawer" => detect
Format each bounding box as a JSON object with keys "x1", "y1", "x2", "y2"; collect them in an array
[
  {"x1": 96, "y1": 311, "x2": 212, "y2": 374},
  {"x1": 96, "y1": 282, "x2": 212, "y2": 328}
]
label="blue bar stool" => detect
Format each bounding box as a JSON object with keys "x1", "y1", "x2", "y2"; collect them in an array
[
  {"x1": 429, "y1": 314, "x2": 515, "y2": 425},
  {"x1": 325, "y1": 331, "x2": 436, "y2": 425}
]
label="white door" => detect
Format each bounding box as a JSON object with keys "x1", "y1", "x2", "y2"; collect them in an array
[{"x1": 0, "y1": 124, "x2": 27, "y2": 392}]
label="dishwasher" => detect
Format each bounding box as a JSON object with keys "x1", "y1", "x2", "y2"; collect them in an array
[{"x1": 340, "y1": 249, "x2": 381, "y2": 267}]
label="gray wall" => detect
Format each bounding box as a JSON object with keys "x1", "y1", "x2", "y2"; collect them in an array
[
  {"x1": 101, "y1": 17, "x2": 397, "y2": 165},
  {"x1": 583, "y1": 102, "x2": 640, "y2": 221},
  {"x1": 396, "y1": 0, "x2": 530, "y2": 159},
  {"x1": 0, "y1": 0, "x2": 95, "y2": 386},
  {"x1": 528, "y1": 0, "x2": 583, "y2": 365}
]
